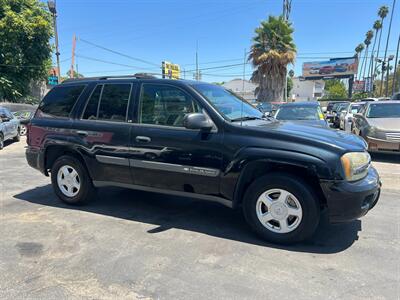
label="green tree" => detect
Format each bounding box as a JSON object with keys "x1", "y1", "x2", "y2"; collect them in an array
[
  {"x1": 286, "y1": 76, "x2": 293, "y2": 98},
  {"x1": 249, "y1": 16, "x2": 296, "y2": 102},
  {"x1": 0, "y1": 0, "x2": 53, "y2": 102},
  {"x1": 322, "y1": 79, "x2": 347, "y2": 99},
  {"x1": 376, "y1": 6, "x2": 389, "y2": 62},
  {"x1": 66, "y1": 70, "x2": 84, "y2": 79},
  {"x1": 360, "y1": 30, "x2": 374, "y2": 80},
  {"x1": 367, "y1": 20, "x2": 382, "y2": 80}
]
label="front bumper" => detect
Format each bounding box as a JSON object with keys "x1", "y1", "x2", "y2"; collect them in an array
[
  {"x1": 366, "y1": 136, "x2": 400, "y2": 152},
  {"x1": 321, "y1": 166, "x2": 381, "y2": 223}
]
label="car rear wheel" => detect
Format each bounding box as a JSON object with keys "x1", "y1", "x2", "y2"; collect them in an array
[
  {"x1": 0, "y1": 134, "x2": 4, "y2": 150},
  {"x1": 243, "y1": 173, "x2": 320, "y2": 244},
  {"x1": 51, "y1": 155, "x2": 95, "y2": 205}
]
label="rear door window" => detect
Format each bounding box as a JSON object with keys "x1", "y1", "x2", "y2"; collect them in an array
[
  {"x1": 82, "y1": 83, "x2": 131, "y2": 122},
  {"x1": 37, "y1": 85, "x2": 85, "y2": 118}
]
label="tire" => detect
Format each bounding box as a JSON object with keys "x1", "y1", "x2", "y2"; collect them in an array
[
  {"x1": 243, "y1": 173, "x2": 320, "y2": 244},
  {"x1": 13, "y1": 129, "x2": 20, "y2": 142},
  {"x1": 0, "y1": 134, "x2": 4, "y2": 150},
  {"x1": 50, "y1": 155, "x2": 95, "y2": 205}
]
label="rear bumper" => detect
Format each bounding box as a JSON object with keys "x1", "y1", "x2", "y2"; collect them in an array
[
  {"x1": 26, "y1": 146, "x2": 46, "y2": 175},
  {"x1": 321, "y1": 166, "x2": 381, "y2": 223},
  {"x1": 366, "y1": 136, "x2": 400, "y2": 152}
]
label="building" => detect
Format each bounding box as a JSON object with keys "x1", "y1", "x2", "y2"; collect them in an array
[
  {"x1": 222, "y1": 79, "x2": 257, "y2": 101},
  {"x1": 291, "y1": 77, "x2": 325, "y2": 102}
]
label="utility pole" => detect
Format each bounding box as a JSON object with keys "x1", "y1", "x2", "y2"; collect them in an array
[
  {"x1": 48, "y1": 0, "x2": 60, "y2": 83},
  {"x1": 70, "y1": 34, "x2": 76, "y2": 78},
  {"x1": 380, "y1": 0, "x2": 396, "y2": 96},
  {"x1": 283, "y1": 0, "x2": 292, "y2": 21},
  {"x1": 195, "y1": 41, "x2": 199, "y2": 81},
  {"x1": 392, "y1": 33, "x2": 400, "y2": 94}
]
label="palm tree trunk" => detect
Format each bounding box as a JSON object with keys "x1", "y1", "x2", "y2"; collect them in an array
[
  {"x1": 380, "y1": 0, "x2": 396, "y2": 96},
  {"x1": 362, "y1": 46, "x2": 369, "y2": 80},
  {"x1": 358, "y1": 50, "x2": 365, "y2": 79},
  {"x1": 376, "y1": 19, "x2": 384, "y2": 61},
  {"x1": 368, "y1": 31, "x2": 378, "y2": 81}
]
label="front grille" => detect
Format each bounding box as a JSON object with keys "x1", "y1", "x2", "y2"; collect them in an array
[{"x1": 386, "y1": 132, "x2": 400, "y2": 141}]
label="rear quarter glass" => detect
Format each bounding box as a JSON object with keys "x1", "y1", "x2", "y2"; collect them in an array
[{"x1": 36, "y1": 85, "x2": 86, "y2": 118}]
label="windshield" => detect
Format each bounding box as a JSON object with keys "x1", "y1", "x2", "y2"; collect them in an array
[
  {"x1": 333, "y1": 103, "x2": 349, "y2": 112},
  {"x1": 350, "y1": 104, "x2": 364, "y2": 114},
  {"x1": 193, "y1": 84, "x2": 263, "y2": 120},
  {"x1": 367, "y1": 103, "x2": 400, "y2": 118},
  {"x1": 275, "y1": 106, "x2": 322, "y2": 121}
]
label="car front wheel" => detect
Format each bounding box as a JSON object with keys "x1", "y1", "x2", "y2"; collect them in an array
[
  {"x1": 243, "y1": 173, "x2": 320, "y2": 244},
  {"x1": 51, "y1": 155, "x2": 95, "y2": 205}
]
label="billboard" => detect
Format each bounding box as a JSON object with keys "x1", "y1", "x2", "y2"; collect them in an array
[
  {"x1": 162, "y1": 61, "x2": 180, "y2": 79},
  {"x1": 302, "y1": 57, "x2": 358, "y2": 79}
]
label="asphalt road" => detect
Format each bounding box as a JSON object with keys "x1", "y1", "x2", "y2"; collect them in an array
[{"x1": 1, "y1": 138, "x2": 399, "y2": 299}]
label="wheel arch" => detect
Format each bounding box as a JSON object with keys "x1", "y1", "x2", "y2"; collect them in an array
[{"x1": 232, "y1": 151, "x2": 329, "y2": 210}]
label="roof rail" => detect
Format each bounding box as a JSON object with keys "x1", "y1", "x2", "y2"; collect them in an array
[{"x1": 61, "y1": 73, "x2": 158, "y2": 83}]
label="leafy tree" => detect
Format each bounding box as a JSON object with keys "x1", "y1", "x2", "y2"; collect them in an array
[
  {"x1": 322, "y1": 79, "x2": 347, "y2": 99},
  {"x1": 249, "y1": 16, "x2": 296, "y2": 102},
  {"x1": 360, "y1": 30, "x2": 374, "y2": 80},
  {"x1": 376, "y1": 6, "x2": 389, "y2": 63},
  {"x1": 367, "y1": 20, "x2": 382, "y2": 80},
  {"x1": 0, "y1": 0, "x2": 53, "y2": 102},
  {"x1": 66, "y1": 69, "x2": 84, "y2": 79}
]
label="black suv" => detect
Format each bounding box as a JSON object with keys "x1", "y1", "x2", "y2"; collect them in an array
[{"x1": 26, "y1": 75, "x2": 381, "y2": 244}]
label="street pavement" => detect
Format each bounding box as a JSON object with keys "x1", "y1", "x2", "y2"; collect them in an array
[{"x1": 0, "y1": 138, "x2": 399, "y2": 299}]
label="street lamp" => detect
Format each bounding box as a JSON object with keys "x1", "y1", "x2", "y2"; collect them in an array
[{"x1": 48, "y1": 0, "x2": 60, "y2": 83}]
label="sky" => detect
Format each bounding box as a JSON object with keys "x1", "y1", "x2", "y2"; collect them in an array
[{"x1": 46, "y1": 0, "x2": 400, "y2": 83}]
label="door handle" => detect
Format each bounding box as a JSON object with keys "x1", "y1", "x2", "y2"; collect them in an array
[
  {"x1": 135, "y1": 136, "x2": 151, "y2": 143},
  {"x1": 77, "y1": 130, "x2": 88, "y2": 137}
]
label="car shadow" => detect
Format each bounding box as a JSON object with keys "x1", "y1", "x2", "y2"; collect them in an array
[
  {"x1": 14, "y1": 185, "x2": 362, "y2": 254},
  {"x1": 371, "y1": 152, "x2": 400, "y2": 164}
]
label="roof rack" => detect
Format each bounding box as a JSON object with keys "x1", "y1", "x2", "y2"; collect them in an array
[{"x1": 61, "y1": 73, "x2": 158, "y2": 84}]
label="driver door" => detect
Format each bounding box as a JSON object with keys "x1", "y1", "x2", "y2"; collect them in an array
[{"x1": 130, "y1": 83, "x2": 223, "y2": 196}]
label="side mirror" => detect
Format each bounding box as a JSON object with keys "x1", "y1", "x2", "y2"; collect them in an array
[{"x1": 183, "y1": 113, "x2": 213, "y2": 131}]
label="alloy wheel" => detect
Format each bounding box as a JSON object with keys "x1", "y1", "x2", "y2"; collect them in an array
[
  {"x1": 57, "y1": 165, "x2": 81, "y2": 197},
  {"x1": 256, "y1": 188, "x2": 303, "y2": 234}
]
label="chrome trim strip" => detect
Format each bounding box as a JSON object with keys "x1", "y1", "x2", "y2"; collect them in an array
[
  {"x1": 129, "y1": 159, "x2": 220, "y2": 177},
  {"x1": 92, "y1": 181, "x2": 232, "y2": 208},
  {"x1": 96, "y1": 155, "x2": 130, "y2": 166}
]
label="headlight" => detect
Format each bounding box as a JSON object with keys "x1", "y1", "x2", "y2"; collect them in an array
[
  {"x1": 367, "y1": 127, "x2": 386, "y2": 140},
  {"x1": 340, "y1": 152, "x2": 371, "y2": 181}
]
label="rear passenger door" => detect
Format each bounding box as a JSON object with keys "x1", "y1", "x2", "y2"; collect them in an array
[{"x1": 72, "y1": 82, "x2": 135, "y2": 185}]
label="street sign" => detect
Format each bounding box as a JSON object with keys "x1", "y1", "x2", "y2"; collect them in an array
[{"x1": 47, "y1": 75, "x2": 58, "y2": 85}]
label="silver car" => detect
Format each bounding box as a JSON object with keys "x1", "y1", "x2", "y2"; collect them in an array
[
  {"x1": 352, "y1": 101, "x2": 400, "y2": 152},
  {"x1": 0, "y1": 106, "x2": 20, "y2": 149}
]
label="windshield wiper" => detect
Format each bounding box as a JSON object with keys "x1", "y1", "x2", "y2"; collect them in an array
[{"x1": 231, "y1": 116, "x2": 263, "y2": 122}]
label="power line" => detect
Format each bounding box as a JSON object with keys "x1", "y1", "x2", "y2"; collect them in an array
[
  {"x1": 79, "y1": 38, "x2": 160, "y2": 67},
  {"x1": 75, "y1": 54, "x2": 160, "y2": 71}
]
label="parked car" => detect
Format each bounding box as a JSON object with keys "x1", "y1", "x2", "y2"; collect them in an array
[
  {"x1": 274, "y1": 102, "x2": 329, "y2": 127},
  {"x1": 326, "y1": 101, "x2": 350, "y2": 128},
  {"x1": 352, "y1": 101, "x2": 400, "y2": 153},
  {"x1": 339, "y1": 102, "x2": 366, "y2": 132},
  {"x1": 13, "y1": 110, "x2": 34, "y2": 136},
  {"x1": 319, "y1": 66, "x2": 334, "y2": 75},
  {"x1": 334, "y1": 65, "x2": 347, "y2": 73},
  {"x1": 391, "y1": 92, "x2": 400, "y2": 100},
  {"x1": 26, "y1": 76, "x2": 381, "y2": 244},
  {"x1": 0, "y1": 106, "x2": 20, "y2": 149}
]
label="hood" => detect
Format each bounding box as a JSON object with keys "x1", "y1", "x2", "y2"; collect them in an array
[
  {"x1": 241, "y1": 120, "x2": 366, "y2": 151},
  {"x1": 367, "y1": 118, "x2": 400, "y2": 131}
]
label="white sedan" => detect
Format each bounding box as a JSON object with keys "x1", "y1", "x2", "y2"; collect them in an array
[{"x1": 339, "y1": 102, "x2": 366, "y2": 132}]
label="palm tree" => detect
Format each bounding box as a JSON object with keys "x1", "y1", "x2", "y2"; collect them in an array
[
  {"x1": 368, "y1": 20, "x2": 382, "y2": 80},
  {"x1": 355, "y1": 43, "x2": 365, "y2": 79},
  {"x1": 249, "y1": 15, "x2": 296, "y2": 102},
  {"x1": 376, "y1": 6, "x2": 389, "y2": 63},
  {"x1": 361, "y1": 30, "x2": 374, "y2": 80},
  {"x1": 381, "y1": 0, "x2": 395, "y2": 96}
]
